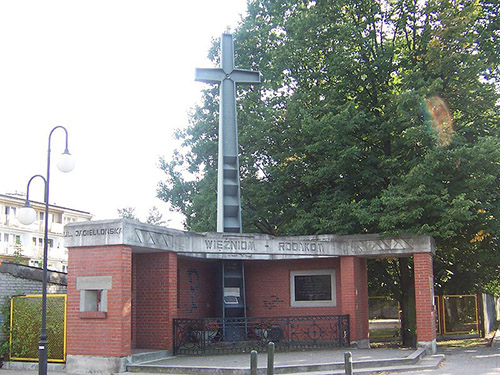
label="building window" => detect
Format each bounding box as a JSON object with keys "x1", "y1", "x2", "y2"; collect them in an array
[
  {"x1": 77, "y1": 276, "x2": 112, "y2": 314},
  {"x1": 32, "y1": 237, "x2": 54, "y2": 248},
  {"x1": 39, "y1": 212, "x2": 44, "y2": 221},
  {"x1": 290, "y1": 269, "x2": 336, "y2": 307},
  {"x1": 64, "y1": 216, "x2": 76, "y2": 224},
  {"x1": 5, "y1": 206, "x2": 16, "y2": 216}
]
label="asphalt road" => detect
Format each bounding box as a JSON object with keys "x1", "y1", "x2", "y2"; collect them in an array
[{"x1": 390, "y1": 346, "x2": 500, "y2": 375}]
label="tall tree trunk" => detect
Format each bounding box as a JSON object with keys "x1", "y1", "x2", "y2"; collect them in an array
[{"x1": 398, "y1": 257, "x2": 417, "y2": 347}]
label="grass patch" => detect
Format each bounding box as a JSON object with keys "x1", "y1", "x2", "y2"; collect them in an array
[
  {"x1": 437, "y1": 337, "x2": 490, "y2": 348},
  {"x1": 371, "y1": 336, "x2": 491, "y2": 349},
  {"x1": 370, "y1": 341, "x2": 404, "y2": 349},
  {"x1": 369, "y1": 329, "x2": 400, "y2": 339}
]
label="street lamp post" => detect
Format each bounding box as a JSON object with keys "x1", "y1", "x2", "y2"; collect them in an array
[{"x1": 18, "y1": 126, "x2": 75, "y2": 375}]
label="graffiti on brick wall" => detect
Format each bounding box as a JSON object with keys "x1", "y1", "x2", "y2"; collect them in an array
[
  {"x1": 186, "y1": 268, "x2": 200, "y2": 313},
  {"x1": 263, "y1": 294, "x2": 284, "y2": 310}
]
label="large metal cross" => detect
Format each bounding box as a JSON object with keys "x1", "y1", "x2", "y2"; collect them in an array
[{"x1": 196, "y1": 33, "x2": 261, "y2": 233}]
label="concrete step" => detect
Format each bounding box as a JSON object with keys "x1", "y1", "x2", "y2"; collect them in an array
[
  {"x1": 128, "y1": 350, "x2": 172, "y2": 365},
  {"x1": 123, "y1": 354, "x2": 444, "y2": 375},
  {"x1": 292, "y1": 355, "x2": 445, "y2": 374},
  {"x1": 124, "y1": 348, "x2": 440, "y2": 375}
]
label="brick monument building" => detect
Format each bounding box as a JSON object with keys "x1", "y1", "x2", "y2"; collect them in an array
[
  {"x1": 64, "y1": 33, "x2": 436, "y2": 375},
  {"x1": 64, "y1": 219, "x2": 436, "y2": 374}
]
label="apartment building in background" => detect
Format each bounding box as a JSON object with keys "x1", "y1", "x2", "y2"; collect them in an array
[{"x1": 0, "y1": 193, "x2": 92, "y2": 272}]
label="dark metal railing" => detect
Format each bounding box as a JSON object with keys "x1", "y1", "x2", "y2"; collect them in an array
[{"x1": 173, "y1": 315, "x2": 349, "y2": 355}]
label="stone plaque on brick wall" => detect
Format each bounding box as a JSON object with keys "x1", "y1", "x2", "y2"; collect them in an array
[{"x1": 294, "y1": 274, "x2": 332, "y2": 301}]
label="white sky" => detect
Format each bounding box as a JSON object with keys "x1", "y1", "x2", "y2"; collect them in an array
[{"x1": 0, "y1": 0, "x2": 249, "y2": 229}]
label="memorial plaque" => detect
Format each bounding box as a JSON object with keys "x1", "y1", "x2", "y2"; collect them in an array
[{"x1": 294, "y1": 274, "x2": 332, "y2": 301}]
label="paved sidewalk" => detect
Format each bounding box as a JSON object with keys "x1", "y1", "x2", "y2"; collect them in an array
[
  {"x1": 0, "y1": 348, "x2": 412, "y2": 374},
  {"x1": 390, "y1": 346, "x2": 500, "y2": 375},
  {"x1": 0, "y1": 345, "x2": 498, "y2": 374},
  {"x1": 0, "y1": 348, "x2": 411, "y2": 374},
  {"x1": 136, "y1": 347, "x2": 411, "y2": 367}
]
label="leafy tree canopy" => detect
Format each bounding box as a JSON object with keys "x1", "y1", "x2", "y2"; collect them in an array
[
  {"x1": 117, "y1": 206, "x2": 167, "y2": 226},
  {"x1": 158, "y1": 0, "x2": 500, "y2": 296}
]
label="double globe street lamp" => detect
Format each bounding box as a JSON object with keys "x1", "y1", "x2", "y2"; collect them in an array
[{"x1": 17, "y1": 126, "x2": 75, "y2": 375}]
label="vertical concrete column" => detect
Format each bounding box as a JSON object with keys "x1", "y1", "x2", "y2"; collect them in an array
[
  {"x1": 340, "y1": 256, "x2": 369, "y2": 347},
  {"x1": 414, "y1": 252, "x2": 437, "y2": 353},
  {"x1": 66, "y1": 245, "x2": 132, "y2": 374}
]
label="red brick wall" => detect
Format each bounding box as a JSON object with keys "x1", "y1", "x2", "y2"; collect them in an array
[
  {"x1": 177, "y1": 257, "x2": 217, "y2": 318},
  {"x1": 131, "y1": 254, "x2": 137, "y2": 349},
  {"x1": 414, "y1": 252, "x2": 436, "y2": 343},
  {"x1": 67, "y1": 245, "x2": 132, "y2": 357},
  {"x1": 245, "y1": 258, "x2": 342, "y2": 317},
  {"x1": 358, "y1": 258, "x2": 369, "y2": 339},
  {"x1": 132, "y1": 252, "x2": 177, "y2": 350},
  {"x1": 340, "y1": 256, "x2": 369, "y2": 342}
]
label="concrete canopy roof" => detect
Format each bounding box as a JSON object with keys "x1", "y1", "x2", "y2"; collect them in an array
[{"x1": 64, "y1": 219, "x2": 434, "y2": 260}]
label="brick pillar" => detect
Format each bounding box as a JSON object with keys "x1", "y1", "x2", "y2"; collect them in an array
[
  {"x1": 340, "y1": 256, "x2": 369, "y2": 347},
  {"x1": 66, "y1": 245, "x2": 132, "y2": 374},
  {"x1": 165, "y1": 251, "x2": 178, "y2": 350},
  {"x1": 133, "y1": 251, "x2": 177, "y2": 351},
  {"x1": 356, "y1": 258, "x2": 369, "y2": 343},
  {"x1": 414, "y1": 252, "x2": 437, "y2": 353}
]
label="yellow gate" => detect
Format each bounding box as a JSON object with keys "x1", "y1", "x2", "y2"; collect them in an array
[
  {"x1": 437, "y1": 294, "x2": 479, "y2": 335},
  {"x1": 9, "y1": 294, "x2": 67, "y2": 362},
  {"x1": 370, "y1": 294, "x2": 480, "y2": 339}
]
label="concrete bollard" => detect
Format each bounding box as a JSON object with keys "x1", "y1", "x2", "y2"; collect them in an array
[
  {"x1": 344, "y1": 351, "x2": 353, "y2": 375},
  {"x1": 250, "y1": 350, "x2": 258, "y2": 375},
  {"x1": 267, "y1": 341, "x2": 275, "y2": 375}
]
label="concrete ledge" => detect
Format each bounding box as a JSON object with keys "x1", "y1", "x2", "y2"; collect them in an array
[
  {"x1": 352, "y1": 339, "x2": 370, "y2": 349},
  {"x1": 124, "y1": 355, "x2": 444, "y2": 375},
  {"x1": 2, "y1": 361, "x2": 65, "y2": 372},
  {"x1": 79, "y1": 311, "x2": 107, "y2": 319},
  {"x1": 289, "y1": 354, "x2": 445, "y2": 374},
  {"x1": 126, "y1": 348, "x2": 430, "y2": 374},
  {"x1": 67, "y1": 355, "x2": 128, "y2": 375},
  {"x1": 128, "y1": 350, "x2": 172, "y2": 365},
  {"x1": 418, "y1": 339, "x2": 437, "y2": 354},
  {"x1": 65, "y1": 219, "x2": 434, "y2": 259},
  {"x1": 0, "y1": 261, "x2": 67, "y2": 285}
]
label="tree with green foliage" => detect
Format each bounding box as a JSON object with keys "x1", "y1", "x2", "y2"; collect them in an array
[
  {"x1": 117, "y1": 207, "x2": 138, "y2": 220},
  {"x1": 158, "y1": 0, "x2": 500, "y2": 346},
  {"x1": 146, "y1": 206, "x2": 166, "y2": 226},
  {"x1": 117, "y1": 206, "x2": 167, "y2": 226}
]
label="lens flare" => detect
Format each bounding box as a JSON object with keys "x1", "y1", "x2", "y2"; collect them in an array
[{"x1": 424, "y1": 96, "x2": 454, "y2": 147}]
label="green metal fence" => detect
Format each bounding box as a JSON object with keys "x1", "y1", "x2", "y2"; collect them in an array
[{"x1": 9, "y1": 294, "x2": 66, "y2": 362}]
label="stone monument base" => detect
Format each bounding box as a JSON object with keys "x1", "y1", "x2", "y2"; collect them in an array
[
  {"x1": 418, "y1": 339, "x2": 437, "y2": 354},
  {"x1": 352, "y1": 338, "x2": 370, "y2": 349},
  {"x1": 66, "y1": 355, "x2": 128, "y2": 375}
]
